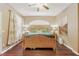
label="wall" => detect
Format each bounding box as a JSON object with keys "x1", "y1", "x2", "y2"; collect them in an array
[
  {"x1": 56, "y1": 4, "x2": 78, "y2": 53},
  {"x1": 78, "y1": 4, "x2": 79, "y2": 53},
  {"x1": 0, "y1": 4, "x2": 24, "y2": 53},
  {"x1": 23, "y1": 16, "x2": 56, "y2": 25},
  {"x1": 0, "y1": 11, "x2": 2, "y2": 53},
  {"x1": 0, "y1": 4, "x2": 10, "y2": 48}
]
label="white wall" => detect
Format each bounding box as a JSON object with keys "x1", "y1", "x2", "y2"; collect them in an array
[
  {"x1": 57, "y1": 16, "x2": 67, "y2": 26},
  {"x1": 0, "y1": 4, "x2": 24, "y2": 53},
  {"x1": 0, "y1": 11, "x2": 2, "y2": 53},
  {"x1": 24, "y1": 16, "x2": 56, "y2": 25},
  {"x1": 56, "y1": 4, "x2": 79, "y2": 53},
  {"x1": 29, "y1": 20, "x2": 50, "y2": 25}
]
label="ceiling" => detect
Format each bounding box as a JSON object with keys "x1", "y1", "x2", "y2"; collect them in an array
[{"x1": 9, "y1": 3, "x2": 71, "y2": 16}]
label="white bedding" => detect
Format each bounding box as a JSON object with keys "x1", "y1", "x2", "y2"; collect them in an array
[{"x1": 25, "y1": 31, "x2": 53, "y2": 36}]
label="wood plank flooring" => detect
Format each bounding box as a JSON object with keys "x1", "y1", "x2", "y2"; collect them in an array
[{"x1": 0, "y1": 41, "x2": 77, "y2": 56}]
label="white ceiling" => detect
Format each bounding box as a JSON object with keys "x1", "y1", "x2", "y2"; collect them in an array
[{"x1": 9, "y1": 3, "x2": 71, "y2": 16}]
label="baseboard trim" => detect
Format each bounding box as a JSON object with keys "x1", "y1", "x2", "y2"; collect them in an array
[
  {"x1": 0, "y1": 40, "x2": 22, "y2": 54},
  {"x1": 63, "y1": 44, "x2": 79, "y2": 55}
]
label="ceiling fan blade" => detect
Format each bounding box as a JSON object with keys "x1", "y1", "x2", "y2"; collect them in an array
[
  {"x1": 43, "y1": 5, "x2": 49, "y2": 10},
  {"x1": 28, "y1": 4, "x2": 37, "y2": 6}
]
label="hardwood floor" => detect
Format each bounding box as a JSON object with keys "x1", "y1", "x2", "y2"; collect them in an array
[{"x1": 0, "y1": 41, "x2": 77, "y2": 56}]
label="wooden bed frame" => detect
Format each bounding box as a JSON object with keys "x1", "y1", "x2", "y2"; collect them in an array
[{"x1": 22, "y1": 34, "x2": 57, "y2": 51}]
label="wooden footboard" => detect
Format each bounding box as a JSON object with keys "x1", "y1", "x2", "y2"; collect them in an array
[{"x1": 22, "y1": 35, "x2": 56, "y2": 51}]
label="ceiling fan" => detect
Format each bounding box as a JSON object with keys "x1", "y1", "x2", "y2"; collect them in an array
[{"x1": 27, "y1": 3, "x2": 49, "y2": 11}]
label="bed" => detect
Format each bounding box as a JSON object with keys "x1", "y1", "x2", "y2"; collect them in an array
[{"x1": 22, "y1": 25, "x2": 57, "y2": 51}]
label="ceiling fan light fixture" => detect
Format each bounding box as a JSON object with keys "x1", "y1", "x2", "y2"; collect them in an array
[{"x1": 27, "y1": 3, "x2": 49, "y2": 12}]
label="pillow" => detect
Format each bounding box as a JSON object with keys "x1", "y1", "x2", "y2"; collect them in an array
[
  {"x1": 30, "y1": 28, "x2": 35, "y2": 32},
  {"x1": 42, "y1": 28, "x2": 48, "y2": 32}
]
